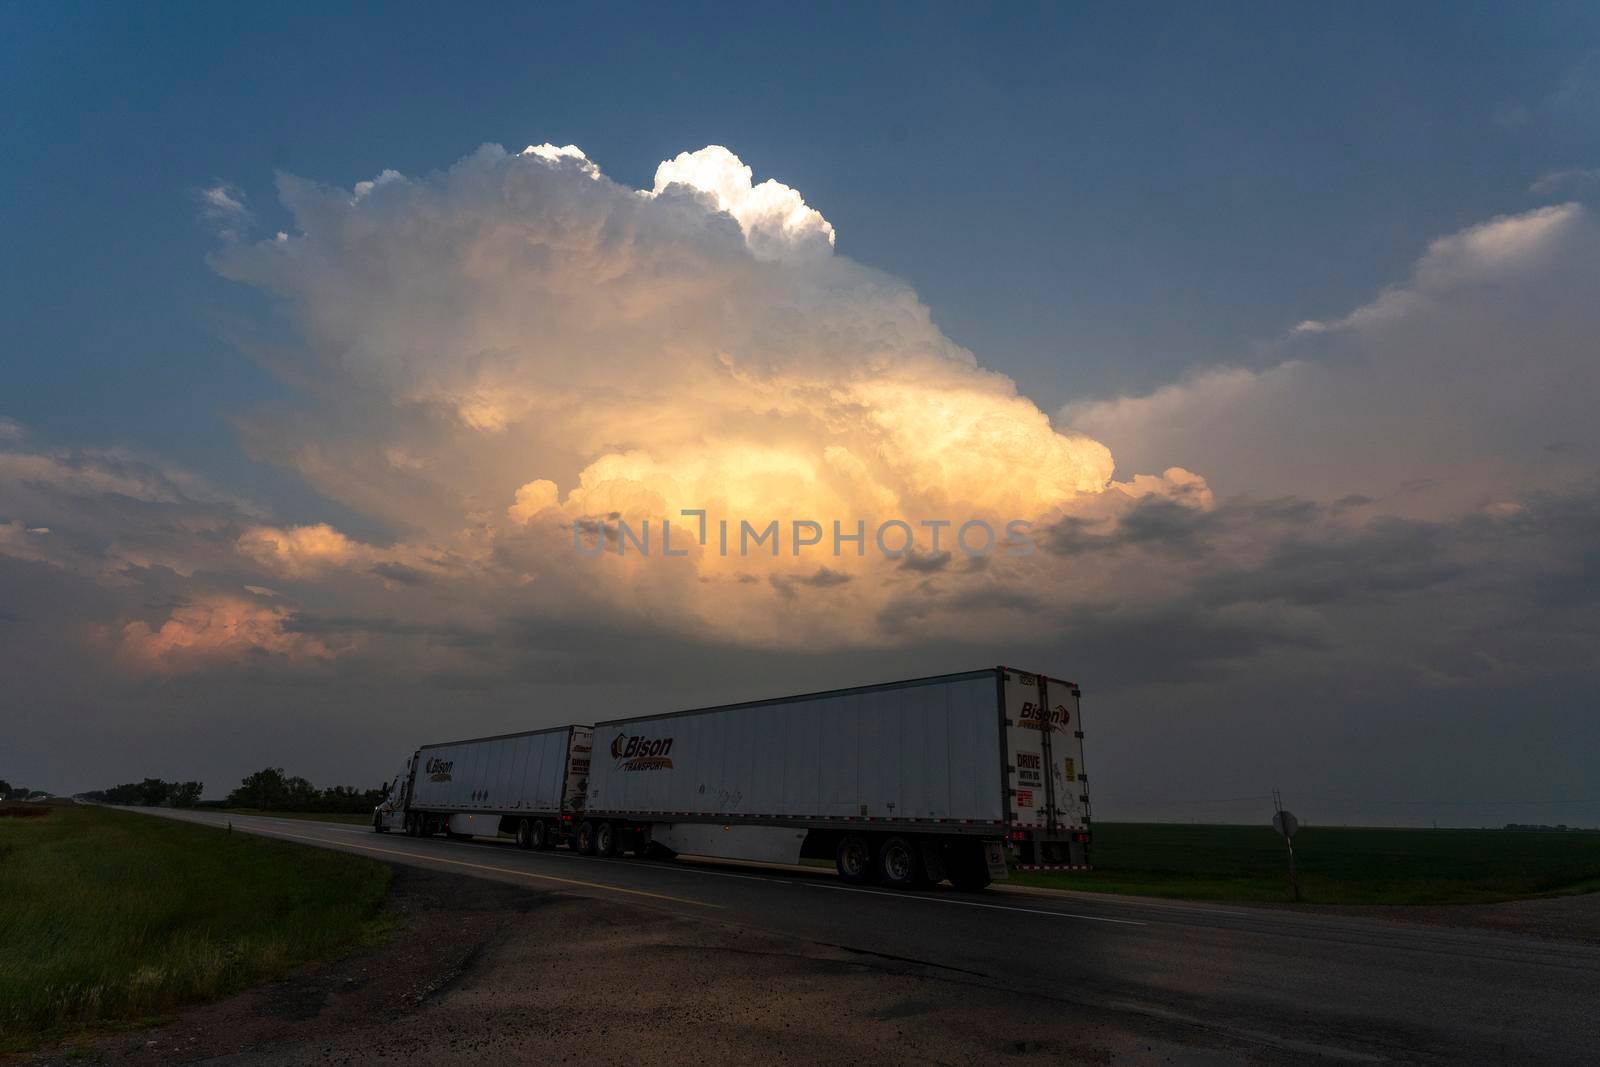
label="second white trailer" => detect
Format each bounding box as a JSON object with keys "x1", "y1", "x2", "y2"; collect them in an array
[{"x1": 374, "y1": 724, "x2": 593, "y2": 848}]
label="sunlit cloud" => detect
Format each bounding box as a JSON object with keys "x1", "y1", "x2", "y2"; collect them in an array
[
  {"x1": 194, "y1": 141, "x2": 1216, "y2": 647},
  {"x1": 118, "y1": 595, "x2": 341, "y2": 672}
]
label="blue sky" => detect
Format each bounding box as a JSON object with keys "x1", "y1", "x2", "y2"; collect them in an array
[
  {"x1": 5, "y1": 3, "x2": 1598, "y2": 513},
  {"x1": 4, "y1": 5, "x2": 1600, "y2": 817}
]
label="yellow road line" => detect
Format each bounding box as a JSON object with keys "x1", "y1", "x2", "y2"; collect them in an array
[{"x1": 247, "y1": 825, "x2": 724, "y2": 909}]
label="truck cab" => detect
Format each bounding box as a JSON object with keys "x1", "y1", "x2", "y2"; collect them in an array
[{"x1": 371, "y1": 753, "x2": 416, "y2": 833}]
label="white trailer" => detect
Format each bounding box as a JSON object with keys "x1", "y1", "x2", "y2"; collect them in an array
[
  {"x1": 372, "y1": 724, "x2": 593, "y2": 849},
  {"x1": 574, "y1": 667, "x2": 1090, "y2": 890},
  {"x1": 373, "y1": 668, "x2": 1090, "y2": 891}
]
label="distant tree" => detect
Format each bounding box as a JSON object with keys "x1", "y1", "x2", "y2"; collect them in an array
[
  {"x1": 0, "y1": 779, "x2": 11, "y2": 798},
  {"x1": 227, "y1": 767, "x2": 288, "y2": 810},
  {"x1": 318, "y1": 784, "x2": 388, "y2": 813},
  {"x1": 7, "y1": 785, "x2": 27, "y2": 801},
  {"x1": 105, "y1": 782, "x2": 142, "y2": 804},
  {"x1": 136, "y1": 778, "x2": 172, "y2": 806},
  {"x1": 283, "y1": 775, "x2": 318, "y2": 811},
  {"x1": 170, "y1": 781, "x2": 204, "y2": 808}
]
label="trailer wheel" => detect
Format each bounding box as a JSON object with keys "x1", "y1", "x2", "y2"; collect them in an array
[
  {"x1": 878, "y1": 836, "x2": 922, "y2": 890},
  {"x1": 529, "y1": 818, "x2": 548, "y2": 850},
  {"x1": 836, "y1": 833, "x2": 876, "y2": 884},
  {"x1": 576, "y1": 819, "x2": 596, "y2": 855},
  {"x1": 594, "y1": 821, "x2": 618, "y2": 857},
  {"x1": 404, "y1": 814, "x2": 417, "y2": 837},
  {"x1": 515, "y1": 818, "x2": 533, "y2": 849}
]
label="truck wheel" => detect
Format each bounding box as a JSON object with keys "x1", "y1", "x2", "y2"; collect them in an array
[
  {"x1": 878, "y1": 836, "x2": 923, "y2": 890},
  {"x1": 405, "y1": 814, "x2": 417, "y2": 837},
  {"x1": 594, "y1": 821, "x2": 617, "y2": 857},
  {"x1": 373, "y1": 813, "x2": 385, "y2": 834},
  {"x1": 836, "y1": 833, "x2": 876, "y2": 884},
  {"x1": 576, "y1": 820, "x2": 596, "y2": 854},
  {"x1": 529, "y1": 819, "x2": 548, "y2": 850},
  {"x1": 516, "y1": 818, "x2": 533, "y2": 849}
]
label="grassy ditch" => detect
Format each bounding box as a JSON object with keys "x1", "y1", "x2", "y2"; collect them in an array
[
  {"x1": 0, "y1": 804, "x2": 391, "y2": 1052},
  {"x1": 1013, "y1": 822, "x2": 1600, "y2": 904}
]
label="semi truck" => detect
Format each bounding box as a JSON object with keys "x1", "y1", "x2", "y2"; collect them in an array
[{"x1": 373, "y1": 667, "x2": 1091, "y2": 890}]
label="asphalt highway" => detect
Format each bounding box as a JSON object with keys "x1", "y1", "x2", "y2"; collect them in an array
[{"x1": 138, "y1": 808, "x2": 1599, "y2": 1064}]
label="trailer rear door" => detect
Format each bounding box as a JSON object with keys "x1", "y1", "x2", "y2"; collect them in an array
[
  {"x1": 564, "y1": 726, "x2": 593, "y2": 813},
  {"x1": 1001, "y1": 669, "x2": 1086, "y2": 831}
]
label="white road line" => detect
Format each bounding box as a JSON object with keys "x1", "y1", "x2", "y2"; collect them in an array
[
  {"x1": 228, "y1": 825, "x2": 725, "y2": 910},
  {"x1": 803, "y1": 880, "x2": 1147, "y2": 925},
  {"x1": 996, "y1": 887, "x2": 1253, "y2": 918}
]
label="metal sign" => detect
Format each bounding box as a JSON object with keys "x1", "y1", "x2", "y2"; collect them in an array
[{"x1": 1272, "y1": 809, "x2": 1298, "y2": 839}]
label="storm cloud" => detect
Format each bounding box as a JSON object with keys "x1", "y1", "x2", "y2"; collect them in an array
[{"x1": 3, "y1": 143, "x2": 1596, "y2": 821}]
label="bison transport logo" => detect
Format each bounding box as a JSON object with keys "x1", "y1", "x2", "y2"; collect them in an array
[
  {"x1": 1017, "y1": 702, "x2": 1070, "y2": 730},
  {"x1": 425, "y1": 756, "x2": 454, "y2": 782},
  {"x1": 610, "y1": 733, "x2": 674, "y2": 771}
]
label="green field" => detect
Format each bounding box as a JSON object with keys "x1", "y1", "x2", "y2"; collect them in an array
[
  {"x1": 217, "y1": 807, "x2": 376, "y2": 826},
  {"x1": 1015, "y1": 822, "x2": 1600, "y2": 904},
  {"x1": 0, "y1": 805, "x2": 391, "y2": 1053}
]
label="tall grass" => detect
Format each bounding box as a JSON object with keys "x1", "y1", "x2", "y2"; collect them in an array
[
  {"x1": 1015, "y1": 822, "x2": 1600, "y2": 904},
  {"x1": 0, "y1": 805, "x2": 391, "y2": 1051}
]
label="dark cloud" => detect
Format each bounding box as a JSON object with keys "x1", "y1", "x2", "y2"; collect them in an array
[
  {"x1": 769, "y1": 566, "x2": 853, "y2": 600},
  {"x1": 370, "y1": 561, "x2": 429, "y2": 586},
  {"x1": 1044, "y1": 495, "x2": 1316, "y2": 559},
  {"x1": 898, "y1": 550, "x2": 952, "y2": 573},
  {"x1": 1196, "y1": 518, "x2": 1464, "y2": 608}
]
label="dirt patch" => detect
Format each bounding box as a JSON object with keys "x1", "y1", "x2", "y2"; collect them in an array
[{"x1": 22, "y1": 865, "x2": 1295, "y2": 1066}]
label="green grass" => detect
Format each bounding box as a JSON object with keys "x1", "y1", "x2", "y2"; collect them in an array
[
  {"x1": 0, "y1": 805, "x2": 391, "y2": 1053},
  {"x1": 1013, "y1": 822, "x2": 1600, "y2": 905},
  {"x1": 216, "y1": 808, "x2": 375, "y2": 826}
]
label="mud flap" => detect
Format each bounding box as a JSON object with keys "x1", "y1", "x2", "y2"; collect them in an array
[{"x1": 985, "y1": 841, "x2": 1010, "y2": 881}]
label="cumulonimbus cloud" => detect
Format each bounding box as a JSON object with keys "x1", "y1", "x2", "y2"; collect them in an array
[
  {"x1": 7, "y1": 143, "x2": 1596, "y2": 685},
  {"x1": 196, "y1": 141, "x2": 1208, "y2": 649}
]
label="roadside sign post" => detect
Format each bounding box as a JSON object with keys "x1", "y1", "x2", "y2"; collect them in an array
[{"x1": 1271, "y1": 807, "x2": 1300, "y2": 902}]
